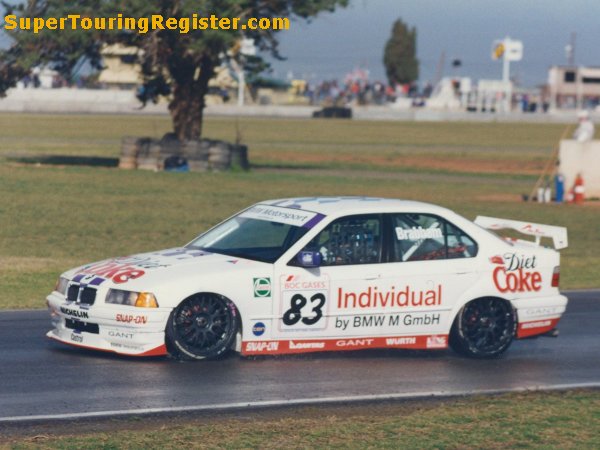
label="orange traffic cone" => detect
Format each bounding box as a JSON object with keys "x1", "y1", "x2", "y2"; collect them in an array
[{"x1": 574, "y1": 174, "x2": 585, "y2": 204}]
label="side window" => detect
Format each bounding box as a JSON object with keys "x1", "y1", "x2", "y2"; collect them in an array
[
  {"x1": 445, "y1": 221, "x2": 478, "y2": 259},
  {"x1": 304, "y1": 215, "x2": 382, "y2": 266},
  {"x1": 391, "y1": 214, "x2": 477, "y2": 262}
]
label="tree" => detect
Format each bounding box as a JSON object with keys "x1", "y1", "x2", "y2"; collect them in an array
[
  {"x1": 383, "y1": 19, "x2": 418, "y2": 86},
  {"x1": 0, "y1": 0, "x2": 348, "y2": 141}
]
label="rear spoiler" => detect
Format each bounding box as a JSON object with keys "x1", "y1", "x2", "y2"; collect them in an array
[{"x1": 475, "y1": 216, "x2": 568, "y2": 250}]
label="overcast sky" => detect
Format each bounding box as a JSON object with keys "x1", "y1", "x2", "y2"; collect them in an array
[{"x1": 267, "y1": 0, "x2": 600, "y2": 87}]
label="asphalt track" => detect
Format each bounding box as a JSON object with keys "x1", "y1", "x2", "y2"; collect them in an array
[{"x1": 0, "y1": 291, "x2": 598, "y2": 423}]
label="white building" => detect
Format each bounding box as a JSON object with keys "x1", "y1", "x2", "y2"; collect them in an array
[{"x1": 548, "y1": 66, "x2": 600, "y2": 110}]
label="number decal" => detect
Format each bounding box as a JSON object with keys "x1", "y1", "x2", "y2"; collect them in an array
[
  {"x1": 283, "y1": 293, "x2": 326, "y2": 326},
  {"x1": 302, "y1": 293, "x2": 325, "y2": 325},
  {"x1": 282, "y1": 294, "x2": 307, "y2": 326}
]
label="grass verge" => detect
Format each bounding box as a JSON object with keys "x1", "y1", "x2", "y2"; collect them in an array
[{"x1": 1, "y1": 390, "x2": 598, "y2": 449}]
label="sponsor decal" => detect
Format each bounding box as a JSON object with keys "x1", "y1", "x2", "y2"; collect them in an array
[
  {"x1": 397, "y1": 313, "x2": 441, "y2": 327},
  {"x1": 520, "y1": 306, "x2": 564, "y2": 317},
  {"x1": 520, "y1": 320, "x2": 552, "y2": 330},
  {"x1": 110, "y1": 342, "x2": 143, "y2": 351},
  {"x1": 279, "y1": 274, "x2": 330, "y2": 331},
  {"x1": 426, "y1": 335, "x2": 447, "y2": 349},
  {"x1": 491, "y1": 253, "x2": 542, "y2": 293},
  {"x1": 502, "y1": 253, "x2": 537, "y2": 271},
  {"x1": 108, "y1": 330, "x2": 134, "y2": 339},
  {"x1": 335, "y1": 313, "x2": 442, "y2": 330},
  {"x1": 395, "y1": 226, "x2": 443, "y2": 241},
  {"x1": 240, "y1": 204, "x2": 325, "y2": 228},
  {"x1": 517, "y1": 318, "x2": 559, "y2": 338},
  {"x1": 344, "y1": 315, "x2": 386, "y2": 329},
  {"x1": 253, "y1": 277, "x2": 271, "y2": 298},
  {"x1": 157, "y1": 248, "x2": 209, "y2": 260},
  {"x1": 385, "y1": 336, "x2": 417, "y2": 346},
  {"x1": 252, "y1": 322, "x2": 266, "y2": 337},
  {"x1": 283, "y1": 276, "x2": 327, "y2": 291},
  {"x1": 490, "y1": 255, "x2": 504, "y2": 265},
  {"x1": 244, "y1": 341, "x2": 279, "y2": 353},
  {"x1": 242, "y1": 335, "x2": 448, "y2": 355},
  {"x1": 288, "y1": 340, "x2": 325, "y2": 350},
  {"x1": 70, "y1": 332, "x2": 83, "y2": 343},
  {"x1": 115, "y1": 314, "x2": 148, "y2": 324},
  {"x1": 241, "y1": 205, "x2": 315, "y2": 227},
  {"x1": 283, "y1": 293, "x2": 326, "y2": 326},
  {"x1": 88, "y1": 277, "x2": 106, "y2": 286},
  {"x1": 336, "y1": 338, "x2": 375, "y2": 348},
  {"x1": 78, "y1": 261, "x2": 145, "y2": 284},
  {"x1": 337, "y1": 285, "x2": 442, "y2": 309},
  {"x1": 60, "y1": 306, "x2": 89, "y2": 319},
  {"x1": 493, "y1": 267, "x2": 542, "y2": 293},
  {"x1": 73, "y1": 274, "x2": 106, "y2": 287},
  {"x1": 521, "y1": 224, "x2": 544, "y2": 234}
]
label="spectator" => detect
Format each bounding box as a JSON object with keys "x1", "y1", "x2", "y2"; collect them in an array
[{"x1": 573, "y1": 110, "x2": 595, "y2": 142}]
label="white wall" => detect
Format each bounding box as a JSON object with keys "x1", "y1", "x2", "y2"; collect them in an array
[{"x1": 559, "y1": 140, "x2": 600, "y2": 198}]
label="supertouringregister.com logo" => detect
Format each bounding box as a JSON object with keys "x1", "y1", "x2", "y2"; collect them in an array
[{"x1": 3, "y1": 13, "x2": 290, "y2": 34}]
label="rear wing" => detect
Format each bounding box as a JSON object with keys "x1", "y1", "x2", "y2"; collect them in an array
[{"x1": 475, "y1": 216, "x2": 568, "y2": 250}]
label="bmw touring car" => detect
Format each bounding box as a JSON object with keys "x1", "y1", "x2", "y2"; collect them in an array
[{"x1": 46, "y1": 197, "x2": 568, "y2": 360}]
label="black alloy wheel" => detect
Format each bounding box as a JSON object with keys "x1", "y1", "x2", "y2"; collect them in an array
[
  {"x1": 166, "y1": 293, "x2": 238, "y2": 361},
  {"x1": 450, "y1": 297, "x2": 516, "y2": 358}
]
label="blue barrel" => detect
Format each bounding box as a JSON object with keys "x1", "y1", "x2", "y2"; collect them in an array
[{"x1": 555, "y1": 174, "x2": 565, "y2": 203}]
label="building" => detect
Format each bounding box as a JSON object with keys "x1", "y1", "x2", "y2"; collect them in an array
[
  {"x1": 98, "y1": 45, "x2": 142, "y2": 89},
  {"x1": 98, "y1": 44, "x2": 238, "y2": 104},
  {"x1": 548, "y1": 65, "x2": 600, "y2": 110}
]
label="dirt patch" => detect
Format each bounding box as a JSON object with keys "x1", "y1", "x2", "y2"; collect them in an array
[
  {"x1": 475, "y1": 193, "x2": 525, "y2": 203},
  {"x1": 259, "y1": 150, "x2": 545, "y2": 175}
]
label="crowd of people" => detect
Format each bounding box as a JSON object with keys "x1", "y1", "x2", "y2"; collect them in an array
[
  {"x1": 292, "y1": 68, "x2": 427, "y2": 106},
  {"x1": 301, "y1": 78, "x2": 425, "y2": 106}
]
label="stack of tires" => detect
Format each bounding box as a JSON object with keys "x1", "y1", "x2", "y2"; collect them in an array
[
  {"x1": 207, "y1": 141, "x2": 231, "y2": 171},
  {"x1": 183, "y1": 140, "x2": 210, "y2": 172},
  {"x1": 119, "y1": 137, "x2": 142, "y2": 169},
  {"x1": 119, "y1": 136, "x2": 249, "y2": 172},
  {"x1": 137, "y1": 141, "x2": 162, "y2": 171}
]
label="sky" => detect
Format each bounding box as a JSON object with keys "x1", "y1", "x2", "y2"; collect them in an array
[{"x1": 266, "y1": 0, "x2": 600, "y2": 88}]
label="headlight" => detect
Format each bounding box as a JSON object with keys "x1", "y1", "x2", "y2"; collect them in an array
[
  {"x1": 55, "y1": 277, "x2": 69, "y2": 295},
  {"x1": 106, "y1": 289, "x2": 159, "y2": 308}
]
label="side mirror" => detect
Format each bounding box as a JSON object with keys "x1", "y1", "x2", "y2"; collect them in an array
[{"x1": 296, "y1": 251, "x2": 322, "y2": 268}]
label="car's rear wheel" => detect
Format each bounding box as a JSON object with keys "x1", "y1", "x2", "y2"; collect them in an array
[
  {"x1": 166, "y1": 293, "x2": 238, "y2": 361},
  {"x1": 449, "y1": 297, "x2": 516, "y2": 358}
]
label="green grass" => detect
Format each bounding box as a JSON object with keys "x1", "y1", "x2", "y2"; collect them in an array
[
  {"x1": 0, "y1": 113, "x2": 597, "y2": 309},
  {"x1": 0, "y1": 113, "x2": 567, "y2": 173},
  {"x1": 2, "y1": 390, "x2": 599, "y2": 449}
]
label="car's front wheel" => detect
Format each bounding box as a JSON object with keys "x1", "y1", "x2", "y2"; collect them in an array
[
  {"x1": 449, "y1": 297, "x2": 516, "y2": 358},
  {"x1": 166, "y1": 293, "x2": 238, "y2": 361}
]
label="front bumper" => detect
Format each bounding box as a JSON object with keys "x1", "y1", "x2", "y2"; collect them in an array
[{"x1": 46, "y1": 291, "x2": 171, "y2": 357}]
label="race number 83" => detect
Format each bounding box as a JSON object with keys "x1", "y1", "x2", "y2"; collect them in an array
[{"x1": 283, "y1": 293, "x2": 325, "y2": 326}]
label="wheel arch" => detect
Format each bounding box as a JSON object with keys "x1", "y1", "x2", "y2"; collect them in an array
[
  {"x1": 447, "y1": 292, "x2": 515, "y2": 334},
  {"x1": 449, "y1": 295, "x2": 518, "y2": 358},
  {"x1": 165, "y1": 290, "x2": 243, "y2": 360}
]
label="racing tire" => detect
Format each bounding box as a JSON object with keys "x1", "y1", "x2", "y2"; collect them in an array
[
  {"x1": 166, "y1": 293, "x2": 238, "y2": 361},
  {"x1": 449, "y1": 297, "x2": 516, "y2": 359}
]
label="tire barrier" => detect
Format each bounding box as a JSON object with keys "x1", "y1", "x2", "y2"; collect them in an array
[{"x1": 119, "y1": 136, "x2": 249, "y2": 172}]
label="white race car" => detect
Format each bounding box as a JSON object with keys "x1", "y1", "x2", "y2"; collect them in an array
[{"x1": 46, "y1": 197, "x2": 568, "y2": 360}]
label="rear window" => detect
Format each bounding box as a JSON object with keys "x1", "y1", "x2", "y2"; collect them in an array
[{"x1": 391, "y1": 213, "x2": 478, "y2": 262}]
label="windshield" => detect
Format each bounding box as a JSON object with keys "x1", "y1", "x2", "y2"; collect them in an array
[{"x1": 186, "y1": 204, "x2": 324, "y2": 263}]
